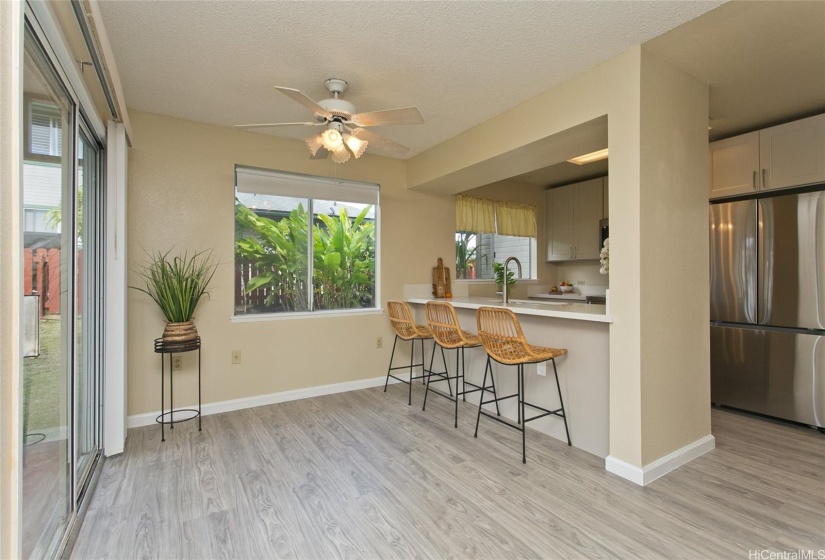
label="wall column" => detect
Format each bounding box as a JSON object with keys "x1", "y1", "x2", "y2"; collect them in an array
[{"x1": 606, "y1": 48, "x2": 714, "y2": 484}]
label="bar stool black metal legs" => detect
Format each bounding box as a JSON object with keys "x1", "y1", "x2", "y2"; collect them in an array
[
  {"x1": 474, "y1": 306, "x2": 570, "y2": 463},
  {"x1": 384, "y1": 301, "x2": 442, "y2": 405},
  {"x1": 422, "y1": 301, "x2": 494, "y2": 428},
  {"x1": 384, "y1": 333, "x2": 438, "y2": 405}
]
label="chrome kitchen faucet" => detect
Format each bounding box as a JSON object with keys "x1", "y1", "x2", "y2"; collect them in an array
[{"x1": 502, "y1": 256, "x2": 522, "y2": 305}]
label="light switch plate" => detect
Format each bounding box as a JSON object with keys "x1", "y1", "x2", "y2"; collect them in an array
[{"x1": 537, "y1": 362, "x2": 547, "y2": 376}]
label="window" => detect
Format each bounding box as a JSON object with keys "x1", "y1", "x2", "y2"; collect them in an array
[
  {"x1": 455, "y1": 232, "x2": 533, "y2": 280},
  {"x1": 234, "y1": 166, "x2": 379, "y2": 316},
  {"x1": 455, "y1": 195, "x2": 536, "y2": 280},
  {"x1": 26, "y1": 99, "x2": 64, "y2": 159}
]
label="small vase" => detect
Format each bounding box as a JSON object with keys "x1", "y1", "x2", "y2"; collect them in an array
[{"x1": 162, "y1": 320, "x2": 198, "y2": 343}]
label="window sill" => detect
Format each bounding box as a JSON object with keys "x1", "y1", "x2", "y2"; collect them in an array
[{"x1": 230, "y1": 307, "x2": 384, "y2": 323}]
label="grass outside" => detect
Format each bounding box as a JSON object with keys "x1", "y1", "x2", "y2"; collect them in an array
[{"x1": 24, "y1": 317, "x2": 64, "y2": 431}]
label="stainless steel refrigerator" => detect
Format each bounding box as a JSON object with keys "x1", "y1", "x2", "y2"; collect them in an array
[{"x1": 709, "y1": 189, "x2": 825, "y2": 428}]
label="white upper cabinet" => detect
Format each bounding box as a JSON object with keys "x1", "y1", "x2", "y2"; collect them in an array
[
  {"x1": 709, "y1": 113, "x2": 825, "y2": 199},
  {"x1": 760, "y1": 114, "x2": 825, "y2": 191},
  {"x1": 546, "y1": 177, "x2": 604, "y2": 262},
  {"x1": 545, "y1": 184, "x2": 574, "y2": 261},
  {"x1": 709, "y1": 132, "x2": 760, "y2": 198}
]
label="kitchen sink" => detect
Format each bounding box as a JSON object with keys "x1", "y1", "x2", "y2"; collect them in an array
[{"x1": 509, "y1": 299, "x2": 570, "y2": 306}]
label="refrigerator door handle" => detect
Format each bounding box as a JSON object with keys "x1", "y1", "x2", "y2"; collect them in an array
[
  {"x1": 757, "y1": 199, "x2": 773, "y2": 325},
  {"x1": 817, "y1": 192, "x2": 825, "y2": 329}
]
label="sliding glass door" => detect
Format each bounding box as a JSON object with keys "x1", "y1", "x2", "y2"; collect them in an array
[
  {"x1": 21, "y1": 21, "x2": 104, "y2": 559},
  {"x1": 74, "y1": 128, "x2": 101, "y2": 493}
]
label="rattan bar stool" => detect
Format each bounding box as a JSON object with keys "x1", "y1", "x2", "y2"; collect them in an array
[
  {"x1": 384, "y1": 301, "x2": 444, "y2": 405},
  {"x1": 422, "y1": 301, "x2": 499, "y2": 428},
  {"x1": 474, "y1": 306, "x2": 570, "y2": 463}
]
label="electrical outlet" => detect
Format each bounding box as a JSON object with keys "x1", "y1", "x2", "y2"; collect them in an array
[
  {"x1": 536, "y1": 362, "x2": 547, "y2": 376},
  {"x1": 577, "y1": 280, "x2": 585, "y2": 285},
  {"x1": 232, "y1": 350, "x2": 241, "y2": 365},
  {"x1": 172, "y1": 356, "x2": 182, "y2": 371},
  {"x1": 376, "y1": 336, "x2": 383, "y2": 349}
]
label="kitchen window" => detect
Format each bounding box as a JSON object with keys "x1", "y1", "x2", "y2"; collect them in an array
[
  {"x1": 233, "y1": 166, "x2": 379, "y2": 318},
  {"x1": 455, "y1": 195, "x2": 536, "y2": 280}
]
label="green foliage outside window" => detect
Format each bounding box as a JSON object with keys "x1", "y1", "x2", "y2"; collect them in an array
[{"x1": 235, "y1": 199, "x2": 375, "y2": 313}]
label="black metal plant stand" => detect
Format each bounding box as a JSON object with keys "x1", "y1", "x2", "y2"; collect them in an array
[{"x1": 154, "y1": 336, "x2": 202, "y2": 442}]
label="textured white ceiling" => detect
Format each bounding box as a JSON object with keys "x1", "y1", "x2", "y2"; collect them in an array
[
  {"x1": 644, "y1": 0, "x2": 825, "y2": 142},
  {"x1": 96, "y1": 0, "x2": 722, "y2": 159}
]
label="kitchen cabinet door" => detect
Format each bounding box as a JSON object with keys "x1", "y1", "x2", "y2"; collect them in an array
[
  {"x1": 603, "y1": 177, "x2": 609, "y2": 219},
  {"x1": 709, "y1": 132, "x2": 759, "y2": 199},
  {"x1": 573, "y1": 178, "x2": 603, "y2": 259},
  {"x1": 545, "y1": 185, "x2": 574, "y2": 261},
  {"x1": 545, "y1": 178, "x2": 604, "y2": 261},
  {"x1": 760, "y1": 113, "x2": 825, "y2": 191}
]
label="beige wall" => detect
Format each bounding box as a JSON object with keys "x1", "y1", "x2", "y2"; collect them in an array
[
  {"x1": 556, "y1": 261, "x2": 607, "y2": 288},
  {"x1": 638, "y1": 49, "x2": 711, "y2": 463},
  {"x1": 407, "y1": 46, "x2": 711, "y2": 469},
  {"x1": 125, "y1": 111, "x2": 454, "y2": 416}
]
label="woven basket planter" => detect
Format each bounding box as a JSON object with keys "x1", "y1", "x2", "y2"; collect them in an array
[{"x1": 162, "y1": 320, "x2": 198, "y2": 343}]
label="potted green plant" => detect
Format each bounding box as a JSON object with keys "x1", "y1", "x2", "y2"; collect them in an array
[
  {"x1": 493, "y1": 262, "x2": 516, "y2": 294},
  {"x1": 133, "y1": 248, "x2": 217, "y2": 342}
]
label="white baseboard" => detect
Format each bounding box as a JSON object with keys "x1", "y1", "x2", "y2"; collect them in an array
[
  {"x1": 605, "y1": 434, "x2": 715, "y2": 486},
  {"x1": 127, "y1": 375, "x2": 399, "y2": 429}
]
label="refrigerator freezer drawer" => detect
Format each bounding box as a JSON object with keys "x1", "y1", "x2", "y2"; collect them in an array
[{"x1": 711, "y1": 326, "x2": 825, "y2": 428}]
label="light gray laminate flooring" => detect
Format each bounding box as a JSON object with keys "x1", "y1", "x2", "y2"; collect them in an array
[{"x1": 71, "y1": 384, "x2": 825, "y2": 559}]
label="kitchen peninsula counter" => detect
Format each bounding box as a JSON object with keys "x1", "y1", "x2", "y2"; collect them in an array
[
  {"x1": 406, "y1": 296, "x2": 611, "y2": 323},
  {"x1": 406, "y1": 296, "x2": 610, "y2": 458}
]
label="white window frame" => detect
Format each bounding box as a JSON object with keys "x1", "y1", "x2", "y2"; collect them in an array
[{"x1": 231, "y1": 165, "x2": 381, "y2": 322}]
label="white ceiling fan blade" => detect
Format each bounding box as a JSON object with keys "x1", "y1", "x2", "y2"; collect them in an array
[
  {"x1": 351, "y1": 127, "x2": 410, "y2": 158},
  {"x1": 235, "y1": 122, "x2": 324, "y2": 128},
  {"x1": 350, "y1": 106, "x2": 424, "y2": 127},
  {"x1": 275, "y1": 86, "x2": 332, "y2": 120}
]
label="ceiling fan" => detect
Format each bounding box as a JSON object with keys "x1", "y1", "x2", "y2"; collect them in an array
[{"x1": 236, "y1": 78, "x2": 424, "y2": 163}]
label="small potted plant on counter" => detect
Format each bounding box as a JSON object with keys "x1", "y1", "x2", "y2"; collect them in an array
[
  {"x1": 493, "y1": 262, "x2": 516, "y2": 295},
  {"x1": 133, "y1": 248, "x2": 218, "y2": 342}
]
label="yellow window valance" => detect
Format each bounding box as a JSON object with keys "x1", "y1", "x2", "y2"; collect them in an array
[
  {"x1": 495, "y1": 200, "x2": 537, "y2": 238},
  {"x1": 456, "y1": 195, "x2": 496, "y2": 234},
  {"x1": 455, "y1": 195, "x2": 536, "y2": 238}
]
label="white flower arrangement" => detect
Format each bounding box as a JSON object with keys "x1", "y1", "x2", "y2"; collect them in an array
[{"x1": 599, "y1": 238, "x2": 609, "y2": 275}]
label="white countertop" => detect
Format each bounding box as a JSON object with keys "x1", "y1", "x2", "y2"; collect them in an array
[{"x1": 407, "y1": 296, "x2": 612, "y2": 323}]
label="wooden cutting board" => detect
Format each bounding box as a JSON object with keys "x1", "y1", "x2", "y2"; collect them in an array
[{"x1": 432, "y1": 257, "x2": 452, "y2": 298}]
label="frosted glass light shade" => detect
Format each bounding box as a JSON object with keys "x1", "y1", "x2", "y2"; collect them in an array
[
  {"x1": 321, "y1": 128, "x2": 344, "y2": 151},
  {"x1": 305, "y1": 135, "x2": 325, "y2": 156},
  {"x1": 343, "y1": 134, "x2": 368, "y2": 159},
  {"x1": 330, "y1": 145, "x2": 351, "y2": 163}
]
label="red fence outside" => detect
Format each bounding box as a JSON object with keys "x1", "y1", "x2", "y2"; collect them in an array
[{"x1": 23, "y1": 248, "x2": 83, "y2": 317}]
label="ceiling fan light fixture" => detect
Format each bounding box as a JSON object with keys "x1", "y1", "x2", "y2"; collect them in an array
[
  {"x1": 343, "y1": 133, "x2": 368, "y2": 159},
  {"x1": 330, "y1": 144, "x2": 351, "y2": 164},
  {"x1": 321, "y1": 128, "x2": 344, "y2": 151},
  {"x1": 305, "y1": 134, "x2": 325, "y2": 156}
]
